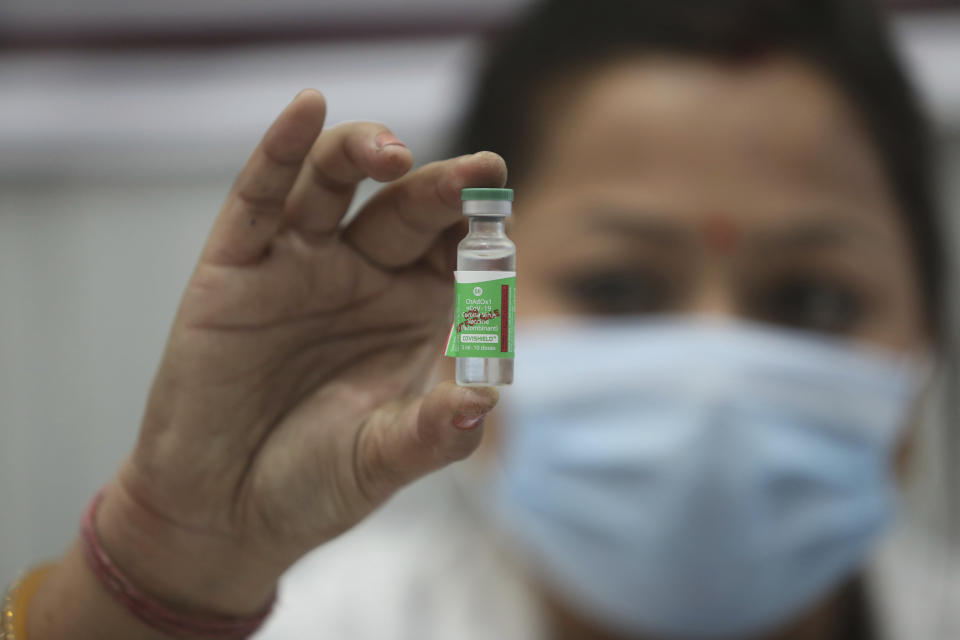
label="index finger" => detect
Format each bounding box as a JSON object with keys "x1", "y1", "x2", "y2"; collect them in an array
[
  {"x1": 341, "y1": 151, "x2": 507, "y2": 269},
  {"x1": 202, "y1": 90, "x2": 327, "y2": 266}
]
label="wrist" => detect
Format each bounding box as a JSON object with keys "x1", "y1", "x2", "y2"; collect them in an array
[{"x1": 95, "y1": 476, "x2": 280, "y2": 618}]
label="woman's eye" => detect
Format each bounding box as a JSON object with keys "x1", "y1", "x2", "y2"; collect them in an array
[
  {"x1": 754, "y1": 278, "x2": 865, "y2": 334},
  {"x1": 560, "y1": 270, "x2": 670, "y2": 315}
]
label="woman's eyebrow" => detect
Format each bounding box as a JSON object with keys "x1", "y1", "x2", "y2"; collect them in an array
[
  {"x1": 582, "y1": 210, "x2": 895, "y2": 253},
  {"x1": 755, "y1": 218, "x2": 892, "y2": 253},
  {"x1": 586, "y1": 212, "x2": 690, "y2": 247}
]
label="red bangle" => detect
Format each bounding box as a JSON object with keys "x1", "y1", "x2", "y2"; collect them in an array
[{"x1": 80, "y1": 490, "x2": 276, "y2": 639}]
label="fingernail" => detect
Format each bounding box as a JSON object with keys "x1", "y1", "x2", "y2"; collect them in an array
[
  {"x1": 453, "y1": 413, "x2": 488, "y2": 430},
  {"x1": 375, "y1": 132, "x2": 407, "y2": 150}
]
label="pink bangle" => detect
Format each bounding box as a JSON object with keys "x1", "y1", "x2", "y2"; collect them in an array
[{"x1": 80, "y1": 491, "x2": 276, "y2": 639}]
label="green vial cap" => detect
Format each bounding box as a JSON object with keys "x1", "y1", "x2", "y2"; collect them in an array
[{"x1": 461, "y1": 188, "x2": 514, "y2": 202}]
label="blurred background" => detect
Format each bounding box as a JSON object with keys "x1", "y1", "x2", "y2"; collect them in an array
[{"x1": 1, "y1": 0, "x2": 959, "y2": 588}]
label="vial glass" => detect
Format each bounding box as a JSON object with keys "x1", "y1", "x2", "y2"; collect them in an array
[{"x1": 444, "y1": 188, "x2": 516, "y2": 386}]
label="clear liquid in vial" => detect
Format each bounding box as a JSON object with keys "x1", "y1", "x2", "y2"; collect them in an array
[{"x1": 456, "y1": 247, "x2": 515, "y2": 386}]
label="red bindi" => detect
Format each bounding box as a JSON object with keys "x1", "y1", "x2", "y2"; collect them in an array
[{"x1": 701, "y1": 214, "x2": 740, "y2": 254}]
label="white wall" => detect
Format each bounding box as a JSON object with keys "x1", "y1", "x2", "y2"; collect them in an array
[
  {"x1": 2, "y1": 19, "x2": 959, "y2": 588},
  {"x1": 0, "y1": 177, "x2": 219, "y2": 581}
]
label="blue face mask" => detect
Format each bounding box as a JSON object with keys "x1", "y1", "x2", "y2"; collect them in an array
[{"x1": 496, "y1": 318, "x2": 925, "y2": 639}]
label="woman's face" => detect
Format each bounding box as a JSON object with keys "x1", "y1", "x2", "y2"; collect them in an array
[
  {"x1": 510, "y1": 54, "x2": 927, "y2": 350},
  {"x1": 473, "y1": 56, "x2": 929, "y2": 640}
]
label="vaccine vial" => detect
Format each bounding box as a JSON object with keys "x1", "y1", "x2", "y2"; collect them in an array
[{"x1": 444, "y1": 188, "x2": 516, "y2": 386}]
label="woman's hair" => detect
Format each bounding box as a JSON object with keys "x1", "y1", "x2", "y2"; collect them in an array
[{"x1": 451, "y1": 0, "x2": 945, "y2": 341}]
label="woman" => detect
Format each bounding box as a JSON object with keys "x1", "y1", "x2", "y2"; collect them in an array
[{"x1": 6, "y1": 0, "x2": 952, "y2": 638}]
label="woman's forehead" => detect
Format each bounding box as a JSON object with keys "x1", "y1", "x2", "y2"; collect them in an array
[
  {"x1": 520, "y1": 54, "x2": 902, "y2": 242},
  {"x1": 536, "y1": 54, "x2": 864, "y2": 157}
]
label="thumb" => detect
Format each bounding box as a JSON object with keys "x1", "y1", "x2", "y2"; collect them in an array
[{"x1": 353, "y1": 381, "x2": 498, "y2": 504}]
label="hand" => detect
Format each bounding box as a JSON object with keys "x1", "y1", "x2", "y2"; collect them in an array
[{"x1": 95, "y1": 90, "x2": 506, "y2": 616}]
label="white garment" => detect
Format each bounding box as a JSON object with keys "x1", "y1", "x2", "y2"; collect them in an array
[
  {"x1": 869, "y1": 520, "x2": 960, "y2": 640},
  {"x1": 254, "y1": 468, "x2": 958, "y2": 640}
]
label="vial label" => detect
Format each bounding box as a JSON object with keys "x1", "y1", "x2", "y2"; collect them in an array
[{"x1": 445, "y1": 270, "x2": 516, "y2": 359}]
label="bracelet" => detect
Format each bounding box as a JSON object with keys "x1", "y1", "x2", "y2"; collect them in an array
[
  {"x1": 80, "y1": 491, "x2": 276, "y2": 639},
  {"x1": 2, "y1": 565, "x2": 55, "y2": 640}
]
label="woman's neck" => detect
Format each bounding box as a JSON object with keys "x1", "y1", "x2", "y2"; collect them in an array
[{"x1": 545, "y1": 578, "x2": 868, "y2": 640}]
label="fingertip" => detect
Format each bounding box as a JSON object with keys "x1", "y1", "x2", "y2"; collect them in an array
[
  {"x1": 457, "y1": 384, "x2": 500, "y2": 415},
  {"x1": 372, "y1": 145, "x2": 414, "y2": 183},
  {"x1": 293, "y1": 88, "x2": 326, "y2": 106},
  {"x1": 437, "y1": 151, "x2": 507, "y2": 206},
  {"x1": 423, "y1": 381, "x2": 498, "y2": 423},
  {"x1": 440, "y1": 152, "x2": 509, "y2": 204},
  {"x1": 471, "y1": 151, "x2": 508, "y2": 182},
  {"x1": 267, "y1": 91, "x2": 326, "y2": 160},
  {"x1": 287, "y1": 90, "x2": 327, "y2": 121},
  {"x1": 353, "y1": 128, "x2": 410, "y2": 182},
  {"x1": 446, "y1": 385, "x2": 497, "y2": 432},
  {"x1": 468, "y1": 151, "x2": 508, "y2": 189},
  {"x1": 374, "y1": 131, "x2": 407, "y2": 151}
]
